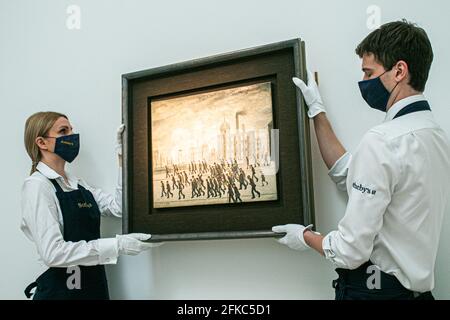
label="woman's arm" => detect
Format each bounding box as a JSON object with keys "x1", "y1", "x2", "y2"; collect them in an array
[
  {"x1": 81, "y1": 167, "x2": 122, "y2": 218},
  {"x1": 81, "y1": 124, "x2": 125, "y2": 218},
  {"x1": 21, "y1": 179, "x2": 119, "y2": 267}
]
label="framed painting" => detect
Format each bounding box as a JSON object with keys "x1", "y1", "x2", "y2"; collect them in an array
[{"x1": 122, "y1": 38, "x2": 315, "y2": 241}]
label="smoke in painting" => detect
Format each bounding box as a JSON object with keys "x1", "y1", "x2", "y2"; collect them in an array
[{"x1": 150, "y1": 82, "x2": 278, "y2": 208}]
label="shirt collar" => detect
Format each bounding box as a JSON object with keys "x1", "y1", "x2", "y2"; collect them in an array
[
  {"x1": 36, "y1": 161, "x2": 79, "y2": 187},
  {"x1": 384, "y1": 94, "x2": 427, "y2": 122}
]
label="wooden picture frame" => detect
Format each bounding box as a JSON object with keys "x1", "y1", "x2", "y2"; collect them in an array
[{"x1": 122, "y1": 38, "x2": 314, "y2": 241}]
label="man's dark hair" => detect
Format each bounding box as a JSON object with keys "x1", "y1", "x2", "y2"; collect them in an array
[{"x1": 355, "y1": 19, "x2": 433, "y2": 92}]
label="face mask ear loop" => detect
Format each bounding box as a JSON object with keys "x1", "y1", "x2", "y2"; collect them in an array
[
  {"x1": 381, "y1": 67, "x2": 400, "y2": 107},
  {"x1": 383, "y1": 81, "x2": 400, "y2": 110},
  {"x1": 385, "y1": 63, "x2": 402, "y2": 94},
  {"x1": 390, "y1": 81, "x2": 400, "y2": 95}
]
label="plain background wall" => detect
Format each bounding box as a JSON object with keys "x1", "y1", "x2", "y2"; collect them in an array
[{"x1": 1, "y1": 0, "x2": 449, "y2": 299}]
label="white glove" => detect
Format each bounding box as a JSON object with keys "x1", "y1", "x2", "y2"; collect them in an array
[
  {"x1": 116, "y1": 124, "x2": 125, "y2": 155},
  {"x1": 292, "y1": 70, "x2": 326, "y2": 118},
  {"x1": 116, "y1": 233, "x2": 162, "y2": 256},
  {"x1": 272, "y1": 224, "x2": 314, "y2": 251}
]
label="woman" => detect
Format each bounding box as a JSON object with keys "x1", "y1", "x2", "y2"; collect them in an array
[{"x1": 21, "y1": 111, "x2": 154, "y2": 300}]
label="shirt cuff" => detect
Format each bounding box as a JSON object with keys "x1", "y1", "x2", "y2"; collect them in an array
[
  {"x1": 98, "y1": 238, "x2": 119, "y2": 265},
  {"x1": 322, "y1": 232, "x2": 338, "y2": 265},
  {"x1": 328, "y1": 152, "x2": 352, "y2": 191}
]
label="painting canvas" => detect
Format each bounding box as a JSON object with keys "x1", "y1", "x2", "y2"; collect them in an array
[{"x1": 150, "y1": 82, "x2": 278, "y2": 209}]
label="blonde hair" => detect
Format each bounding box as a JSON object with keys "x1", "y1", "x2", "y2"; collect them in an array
[{"x1": 24, "y1": 111, "x2": 67, "y2": 175}]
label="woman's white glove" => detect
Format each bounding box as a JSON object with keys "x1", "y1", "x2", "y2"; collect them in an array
[
  {"x1": 292, "y1": 70, "x2": 326, "y2": 118},
  {"x1": 116, "y1": 124, "x2": 125, "y2": 156},
  {"x1": 116, "y1": 233, "x2": 162, "y2": 256}
]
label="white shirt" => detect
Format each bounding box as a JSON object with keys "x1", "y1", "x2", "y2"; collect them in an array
[
  {"x1": 20, "y1": 162, "x2": 122, "y2": 274},
  {"x1": 323, "y1": 94, "x2": 450, "y2": 292}
]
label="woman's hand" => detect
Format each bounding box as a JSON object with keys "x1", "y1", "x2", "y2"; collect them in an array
[
  {"x1": 116, "y1": 233, "x2": 163, "y2": 255},
  {"x1": 116, "y1": 124, "x2": 125, "y2": 167}
]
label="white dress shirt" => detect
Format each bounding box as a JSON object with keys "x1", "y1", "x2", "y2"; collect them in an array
[
  {"x1": 20, "y1": 162, "x2": 122, "y2": 274},
  {"x1": 323, "y1": 94, "x2": 450, "y2": 292}
]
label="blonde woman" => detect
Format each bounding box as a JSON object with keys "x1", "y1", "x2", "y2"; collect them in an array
[{"x1": 21, "y1": 111, "x2": 154, "y2": 300}]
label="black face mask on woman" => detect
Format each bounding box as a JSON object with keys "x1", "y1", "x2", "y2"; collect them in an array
[{"x1": 45, "y1": 134, "x2": 80, "y2": 163}]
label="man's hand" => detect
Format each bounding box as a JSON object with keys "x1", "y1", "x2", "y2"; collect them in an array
[
  {"x1": 272, "y1": 224, "x2": 314, "y2": 251},
  {"x1": 293, "y1": 70, "x2": 326, "y2": 118},
  {"x1": 293, "y1": 70, "x2": 347, "y2": 170}
]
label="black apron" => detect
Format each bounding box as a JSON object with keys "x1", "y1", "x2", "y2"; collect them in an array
[
  {"x1": 24, "y1": 179, "x2": 110, "y2": 300},
  {"x1": 333, "y1": 100, "x2": 433, "y2": 300}
]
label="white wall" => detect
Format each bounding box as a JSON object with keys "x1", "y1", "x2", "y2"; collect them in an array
[{"x1": 1, "y1": 0, "x2": 449, "y2": 299}]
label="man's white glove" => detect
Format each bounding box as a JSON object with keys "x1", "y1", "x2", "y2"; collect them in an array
[
  {"x1": 116, "y1": 124, "x2": 125, "y2": 156},
  {"x1": 272, "y1": 224, "x2": 314, "y2": 251},
  {"x1": 292, "y1": 70, "x2": 326, "y2": 118},
  {"x1": 116, "y1": 233, "x2": 162, "y2": 256}
]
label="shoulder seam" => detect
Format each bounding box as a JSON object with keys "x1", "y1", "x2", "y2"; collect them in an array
[{"x1": 23, "y1": 175, "x2": 56, "y2": 193}]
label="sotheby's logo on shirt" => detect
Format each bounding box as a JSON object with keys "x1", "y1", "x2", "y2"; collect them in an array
[{"x1": 352, "y1": 182, "x2": 377, "y2": 195}]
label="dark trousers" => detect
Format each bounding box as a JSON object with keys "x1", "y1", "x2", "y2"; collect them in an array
[{"x1": 333, "y1": 261, "x2": 434, "y2": 300}]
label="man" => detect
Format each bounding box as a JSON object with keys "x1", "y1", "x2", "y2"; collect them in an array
[
  {"x1": 248, "y1": 175, "x2": 261, "y2": 199},
  {"x1": 160, "y1": 180, "x2": 166, "y2": 198},
  {"x1": 177, "y1": 179, "x2": 185, "y2": 200},
  {"x1": 165, "y1": 180, "x2": 173, "y2": 198},
  {"x1": 238, "y1": 168, "x2": 248, "y2": 190},
  {"x1": 250, "y1": 164, "x2": 259, "y2": 182},
  {"x1": 227, "y1": 181, "x2": 235, "y2": 203},
  {"x1": 232, "y1": 183, "x2": 243, "y2": 203},
  {"x1": 272, "y1": 20, "x2": 450, "y2": 300},
  {"x1": 260, "y1": 171, "x2": 268, "y2": 187},
  {"x1": 190, "y1": 176, "x2": 197, "y2": 198},
  {"x1": 165, "y1": 165, "x2": 170, "y2": 178},
  {"x1": 171, "y1": 175, "x2": 178, "y2": 189}
]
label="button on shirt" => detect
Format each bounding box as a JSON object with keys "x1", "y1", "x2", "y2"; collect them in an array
[
  {"x1": 323, "y1": 94, "x2": 450, "y2": 292},
  {"x1": 20, "y1": 162, "x2": 122, "y2": 273}
]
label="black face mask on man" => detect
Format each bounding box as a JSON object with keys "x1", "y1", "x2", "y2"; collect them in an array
[{"x1": 358, "y1": 68, "x2": 400, "y2": 112}]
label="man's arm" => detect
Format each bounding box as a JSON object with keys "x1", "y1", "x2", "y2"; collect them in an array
[
  {"x1": 294, "y1": 72, "x2": 351, "y2": 191},
  {"x1": 321, "y1": 132, "x2": 397, "y2": 268},
  {"x1": 293, "y1": 73, "x2": 346, "y2": 170},
  {"x1": 284, "y1": 131, "x2": 393, "y2": 258},
  {"x1": 313, "y1": 113, "x2": 346, "y2": 170},
  {"x1": 304, "y1": 230, "x2": 325, "y2": 256},
  {"x1": 274, "y1": 132, "x2": 396, "y2": 265}
]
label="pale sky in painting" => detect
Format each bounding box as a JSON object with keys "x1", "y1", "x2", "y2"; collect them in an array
[{"x1": 151, "y1": 82, "x2": 273, "y2": 158}]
